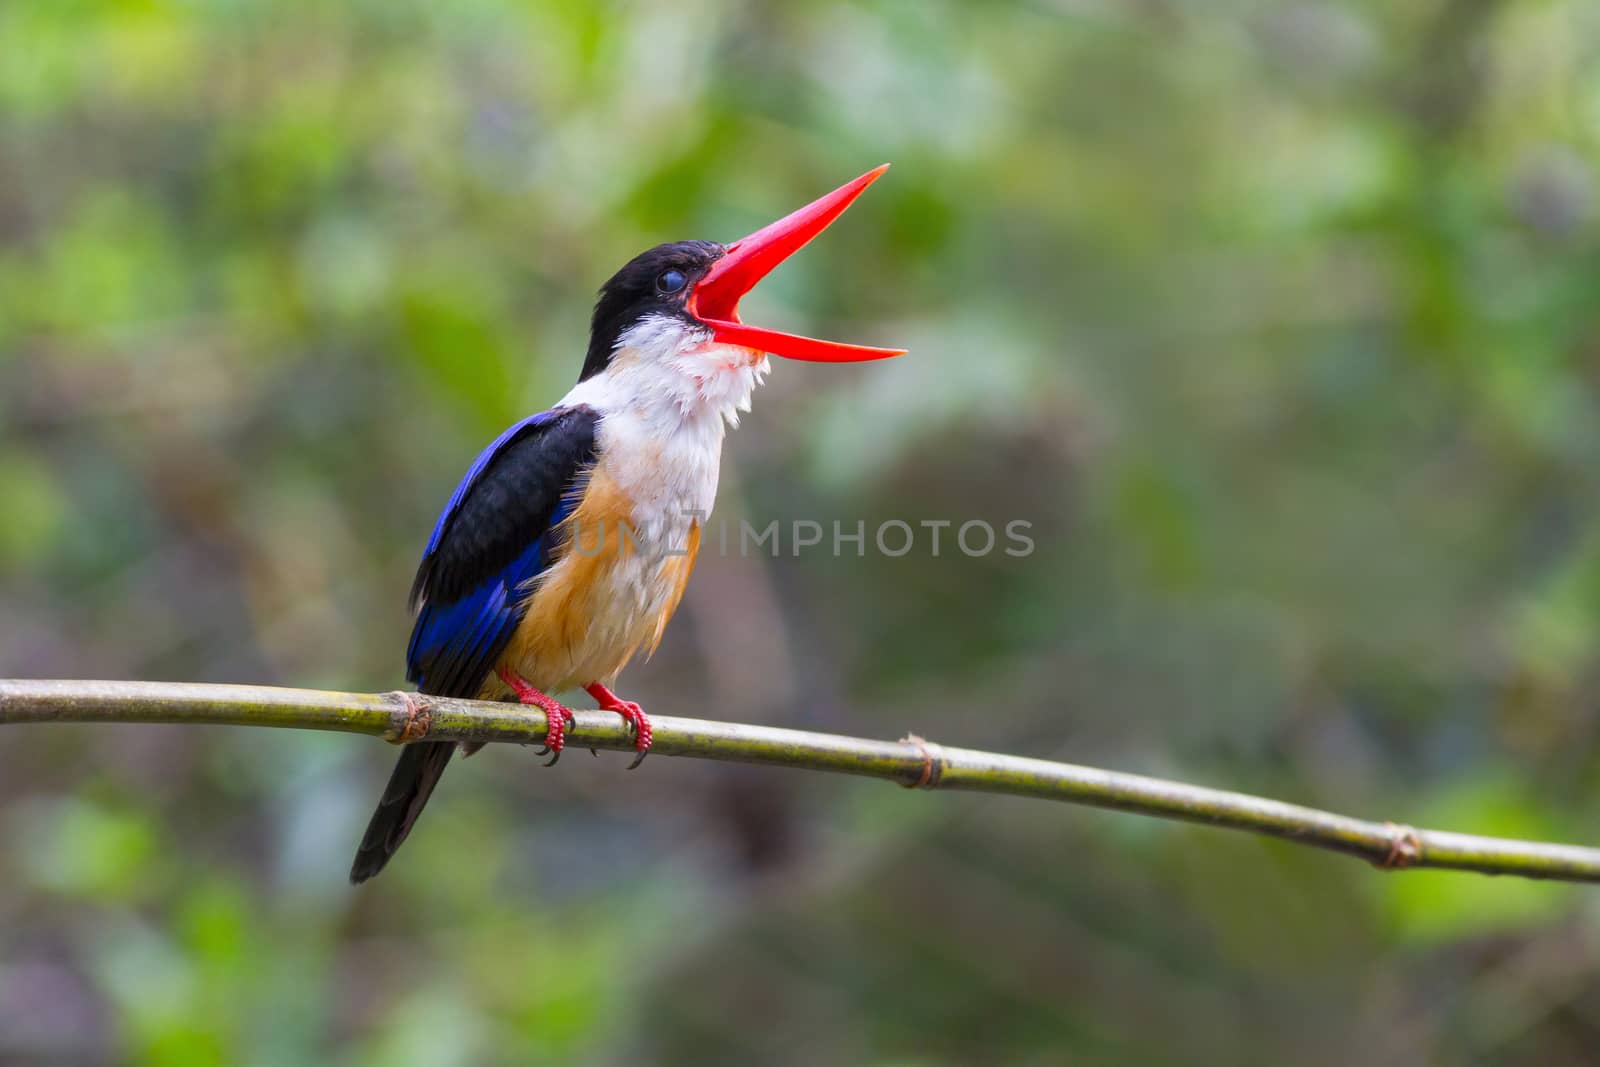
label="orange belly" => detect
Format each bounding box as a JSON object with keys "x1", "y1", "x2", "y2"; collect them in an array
[{"x1": 486, "y1": 465, "x2": 700, "y2": 697}]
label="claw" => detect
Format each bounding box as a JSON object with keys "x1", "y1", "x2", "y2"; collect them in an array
[
  {"x1": 496, "y1": 667, "x2": 575, "y2": 769},
  {"x1": 540, "y1": 704, "x2": 575, "y2": 765},
  {"x1": 583, "y1": 682, "x2": 653, "y2": 769}
]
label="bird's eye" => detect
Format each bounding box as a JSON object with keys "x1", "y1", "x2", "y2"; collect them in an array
[{"x1": 656, "y1": 269, "x2": 687, "y2": 294}]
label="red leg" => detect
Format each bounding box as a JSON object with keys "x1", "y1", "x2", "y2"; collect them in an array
[
  {"x1": 584, "y1": 682, "x2": 653, "y2": 769},
  {"x1": 498, "y1": 667, "x2": 575, "y2": 766}
]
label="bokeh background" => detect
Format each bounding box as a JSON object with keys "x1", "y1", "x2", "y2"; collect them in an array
[{"x1": 3, "y1": 0, "x2": 1600, "y2": 1063}]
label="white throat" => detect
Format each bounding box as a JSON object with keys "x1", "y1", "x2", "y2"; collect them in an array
[
  {"x1": 560, "y1": 314, "x2": 771, "y2": 438},
  {"x1": 555, "y1": 315, "x2": 771, "y2": 543}
]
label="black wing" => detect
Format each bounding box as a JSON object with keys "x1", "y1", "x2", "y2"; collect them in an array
[{"x1": 404, "y1": 404, "x2": 600, "y2": 699}]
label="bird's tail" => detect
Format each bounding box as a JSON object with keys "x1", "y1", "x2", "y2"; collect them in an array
[{"x1": 349, "y1": 740, "x2": 456, "y2": 883}]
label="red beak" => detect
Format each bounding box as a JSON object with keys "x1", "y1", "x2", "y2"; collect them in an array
[{"x1": 686, "y1": 164, "x2": 906, "y2": 363}]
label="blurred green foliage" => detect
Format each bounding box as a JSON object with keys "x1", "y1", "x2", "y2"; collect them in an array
[{"x1": 3, "y1": 0, "x2": 1600, "y2": 1063}]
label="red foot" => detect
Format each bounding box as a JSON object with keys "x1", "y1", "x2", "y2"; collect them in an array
[
  {"x1": 584, "y1": 682, "x2": 653, "y2": 769},
  {"x1": 498, "y1": 667, "x2": 576, "y2": 766}
]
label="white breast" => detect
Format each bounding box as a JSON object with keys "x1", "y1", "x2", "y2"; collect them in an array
[{"x1": 558, "y1": 313, "x2": 770, "y2": 549}]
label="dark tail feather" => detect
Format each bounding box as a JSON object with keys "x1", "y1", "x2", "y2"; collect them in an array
[{"x1": 349, "y1": 741, "x2": 456, "y2": 883}]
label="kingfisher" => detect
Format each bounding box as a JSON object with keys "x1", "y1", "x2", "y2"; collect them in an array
[{"x1": 350, "y1": 166, "x2": 904, "y2": 882}]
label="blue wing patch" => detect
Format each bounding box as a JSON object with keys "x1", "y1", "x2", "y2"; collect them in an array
[{"x1": 406, "y1": 542, "x2": 540, "y2": 696}]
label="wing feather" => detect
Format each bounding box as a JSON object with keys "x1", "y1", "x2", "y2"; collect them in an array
[{"x1": 405, "y1": 406, "x2": 599, "y2": 698}]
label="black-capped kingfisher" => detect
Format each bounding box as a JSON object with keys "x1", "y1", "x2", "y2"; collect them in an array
[{"x1": 350, "y1": 166, "x2": 904, "y2": 882}]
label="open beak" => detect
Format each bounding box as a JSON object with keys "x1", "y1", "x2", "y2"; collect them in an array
[{"x1": 686, "y1": 164, "x2": 907, "y2": 362}]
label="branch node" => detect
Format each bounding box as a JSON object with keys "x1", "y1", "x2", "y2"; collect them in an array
[
  {"x1": 384, "y1": 691, "x2": 432, "y2": 744},
  {"x1": 1375, "y1": 821, "x2": 1423, "y2": 870},
  {"x1": 899, "y1": 733, "x2": 945, "y2": 790}
]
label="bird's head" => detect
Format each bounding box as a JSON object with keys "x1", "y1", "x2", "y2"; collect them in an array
[{"x1": 578, "y1": 166, "x2": 904, "y2": 426}]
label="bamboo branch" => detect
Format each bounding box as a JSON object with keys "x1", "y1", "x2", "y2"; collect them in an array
[{"x1": 1, "y1": 677, "x2": 1596, "y2": 883}]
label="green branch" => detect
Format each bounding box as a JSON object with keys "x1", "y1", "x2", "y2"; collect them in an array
[{"x1": 2, "y1": 677, "x2": 1597, "y2": 883}]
